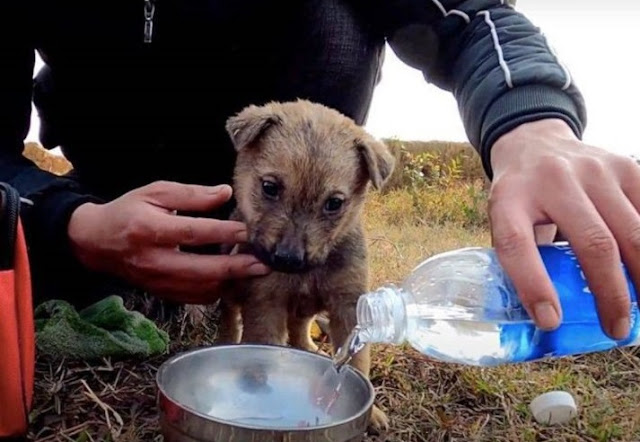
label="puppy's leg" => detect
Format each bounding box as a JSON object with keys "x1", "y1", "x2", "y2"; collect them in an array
[
  {"x1": 328, "y1": 297, "x2": 389, "y2": 433},
  {"x1": 240, "y1": 301, "x2": 289, "y2": 346},
  {"x1": 288, "y1": 314, "x2": 323, "y2": 354},
  {"x1": 215, "y1": 242, "x2": 245, "y2": 344},
  {"x1": 216, "y1": 297, "x2": 243, "y2": 344}
]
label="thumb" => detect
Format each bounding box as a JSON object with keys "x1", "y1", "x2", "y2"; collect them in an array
[{"x1": 134, "y1": 181, "x2": 233, "y2": 212}]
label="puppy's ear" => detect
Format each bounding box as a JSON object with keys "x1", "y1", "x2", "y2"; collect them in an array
[
  {"x1": 356, "y1": 135, "x2": 395, "y2": 190},
  {"x1": 225, "y1": 104, "x2": 282, "y2": 151}
]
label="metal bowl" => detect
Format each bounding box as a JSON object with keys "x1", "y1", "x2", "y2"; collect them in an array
[{"x1": 156, "y1": 344, "x2": 375, "y2": 442}]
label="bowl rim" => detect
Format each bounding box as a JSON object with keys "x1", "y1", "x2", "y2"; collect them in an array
[{"x1": 155, "y1": 343, "x2": 376, "y2": 432}]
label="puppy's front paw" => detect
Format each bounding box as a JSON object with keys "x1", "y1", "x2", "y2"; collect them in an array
[{"x1": 368, "y1": 405, "x2": 389, "y2": 434}]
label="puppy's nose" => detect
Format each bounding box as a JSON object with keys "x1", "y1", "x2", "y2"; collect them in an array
[{"x1": 272, "y1": 245, "x2": 305, "y2": 271}]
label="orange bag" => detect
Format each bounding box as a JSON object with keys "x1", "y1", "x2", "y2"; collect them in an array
[{"x1": 0, "y1": 182, "x2": 35, "y2": 439}]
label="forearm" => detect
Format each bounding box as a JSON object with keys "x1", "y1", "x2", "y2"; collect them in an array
[
  {"x1": 1, "y1": 151, "x2": 103, "y2": 269},
  {"x1": 358, "y1": 0, "x2": 588, "y2": 178}
]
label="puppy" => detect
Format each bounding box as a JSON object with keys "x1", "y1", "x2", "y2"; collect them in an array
[{"x1": 218, "y1": 99, "x2": 394, "y2": 431}]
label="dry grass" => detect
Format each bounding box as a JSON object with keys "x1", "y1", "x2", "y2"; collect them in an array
[
  {"x1": 360, "y1": 193, "x2": 640, "y2": 442},
  {"x1": 24, "y1": 143, "x2": 640, "y2": 441}
]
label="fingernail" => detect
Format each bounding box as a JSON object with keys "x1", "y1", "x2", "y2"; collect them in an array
[
  {"x1": 611, "y1": 317, "x2": 630, "y2": 340},
  {"x1": 248, "y1": 262, "x2": 271, "y2": 275},
  {"x1": 533, "y1": 302, "x2": 560, "y2": 330},
  {"x1": 234, "y1": 230, "x2": 248, "y2": 242},
  {"x1": 209, "y1": 184, "x2": 231, "y2": 195}
]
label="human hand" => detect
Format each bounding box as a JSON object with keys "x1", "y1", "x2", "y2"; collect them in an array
[
  {"x1": 67, "y1": 181, "x2": 270, "y2": 304},
  {"x1": 489, "y1": 118, "x2": 639, "y2": 340}
]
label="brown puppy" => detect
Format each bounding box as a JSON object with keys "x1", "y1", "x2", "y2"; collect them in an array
[{"x1": 218, "y1": 99, "x2": 394, "y2": 432}]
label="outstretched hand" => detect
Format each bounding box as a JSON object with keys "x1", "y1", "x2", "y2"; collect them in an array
[
  {"x1": 489, "y1": 118, "x2": 639, "y2": 340},
  {"x1": 67, "y1": 181, "x2": 270, "y2": 304}
]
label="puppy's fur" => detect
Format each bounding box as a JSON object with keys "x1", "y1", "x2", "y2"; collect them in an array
[{"x1": 218, "y1": 99, "x2": 394, "y2": 431}]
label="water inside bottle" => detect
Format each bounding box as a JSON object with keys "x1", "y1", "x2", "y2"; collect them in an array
[{"x1": 400, "y1": 310, "x2": 517, "y2": 365}]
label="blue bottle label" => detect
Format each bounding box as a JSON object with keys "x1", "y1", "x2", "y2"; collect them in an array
[{"x1": 501, "y1": 243, "x2": 640, "y2": 363}]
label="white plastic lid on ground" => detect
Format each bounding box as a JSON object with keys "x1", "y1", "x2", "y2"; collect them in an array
[{"x1": 529, "y1": 391, "x2": 578, "y2": 425}]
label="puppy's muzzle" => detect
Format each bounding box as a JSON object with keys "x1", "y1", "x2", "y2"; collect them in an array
[{"x1": 271, "y1": 244, "x2": 306, "y2": 273}]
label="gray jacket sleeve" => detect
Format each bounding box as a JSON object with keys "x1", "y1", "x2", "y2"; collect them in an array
[{"x1": 360, "y1": 0, "x2": 587, "y2": 178}]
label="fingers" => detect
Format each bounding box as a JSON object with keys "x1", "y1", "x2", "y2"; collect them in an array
[
  {"x1": 533, "y1": 224, "x2": 558, "y2": 245},
  {"x1": 151, "y1": 215, "x2": 249, "y2": 246},
  {"x1": 619, "y1": 160, "x2": 640, "y2": 298},
  {"x1": 129, "y1": 250, "x2": 271, "y2": 304},
  {"x1": 546, "y1": 183, "x2": 630, "y2": 340},
  {"x1": 135, "y1": 180, "x2": 233, "y2": 212},
  {"x1": 490, "y1": 196, "x2": 561, "y2": 330},
  {"x1": 489, "y1": 125, "x2": 639, "y2": 340},
  {"x1": 587, "y1": 187, "x2": 640, "y2": 340},
  {"x1": 170, "y1": 250, "x2": 270, "y2": 280},
  {"x1": 141, "y1": 248, "x2": 270, "y2": 285}
]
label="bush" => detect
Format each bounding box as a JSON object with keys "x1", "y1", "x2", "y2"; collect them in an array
[
  {"x1": 372, "y1": 138, "x2": 490, "y2": 228},
  {"x1": 381, "y1": 138, "x2": 488, "y2": 192}
]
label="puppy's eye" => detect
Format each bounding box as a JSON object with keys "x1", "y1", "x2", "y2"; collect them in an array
[
  {"x1": 324, "y1": 197, "x2": 344, "y2": 213},
  {"x1": 261, "y1": 180, "x2": 280, "y2": 199}
]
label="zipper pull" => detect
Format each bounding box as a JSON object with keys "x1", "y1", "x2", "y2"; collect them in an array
[{"x1": 144, "y1": 0, "x2": 156, "y2": 43}]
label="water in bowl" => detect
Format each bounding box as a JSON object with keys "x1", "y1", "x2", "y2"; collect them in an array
[
  {"x1": 211, "y1": 377, "x2": 334, "y2": 428},
  {"x1": 199, "y1": 330, "x2": 366, "y2": 430},
  {"x1": 200, "y1": 338, "x2": 365, "y2": 430}
]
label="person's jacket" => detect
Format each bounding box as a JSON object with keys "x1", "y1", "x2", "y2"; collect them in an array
[{"x1": 0, "y1": 0, "x2": 586, "y2": 283}]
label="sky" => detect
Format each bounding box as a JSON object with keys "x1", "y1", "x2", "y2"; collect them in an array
[
  {"x1": 26, "y1": 0, "x2": 639, "y2": 158},
  {"x1": 364, "y1": 0, "x2": 640, "y2": 157}
]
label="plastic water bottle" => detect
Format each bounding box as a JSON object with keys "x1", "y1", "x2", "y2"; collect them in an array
[{"x1": 354, "y1": 243, "x2": 640, "y2": 366}]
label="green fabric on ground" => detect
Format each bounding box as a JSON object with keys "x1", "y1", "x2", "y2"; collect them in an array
[{"x1": 34, "y1": 295, "x2": 170, "y2": 360}]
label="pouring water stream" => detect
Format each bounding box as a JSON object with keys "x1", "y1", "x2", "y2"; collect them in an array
[{"x1": 313, "y1": 325, "x2": 366, "y2": 413}]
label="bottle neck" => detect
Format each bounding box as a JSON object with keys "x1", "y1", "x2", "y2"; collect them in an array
[{"x1": 356, "y1": 285, "x2": 408, "y2": 345}]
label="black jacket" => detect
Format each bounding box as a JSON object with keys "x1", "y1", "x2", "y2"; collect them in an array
[{"x1": 0, "y1": 0, "x2": 586, "y2": 293}]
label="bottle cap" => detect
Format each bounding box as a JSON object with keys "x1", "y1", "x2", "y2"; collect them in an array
[{"x1": 529, "y1": 391, "x2": 578, "y2": 425}]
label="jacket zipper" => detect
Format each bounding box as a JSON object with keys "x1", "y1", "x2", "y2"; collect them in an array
[{"x1": 144, "y1": 0, "x2": 156, "y2": 43}]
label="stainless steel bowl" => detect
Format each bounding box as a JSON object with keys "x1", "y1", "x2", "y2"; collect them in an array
[{"x1": 156, "y1": 344, "x2": 375, "y2": 441}]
